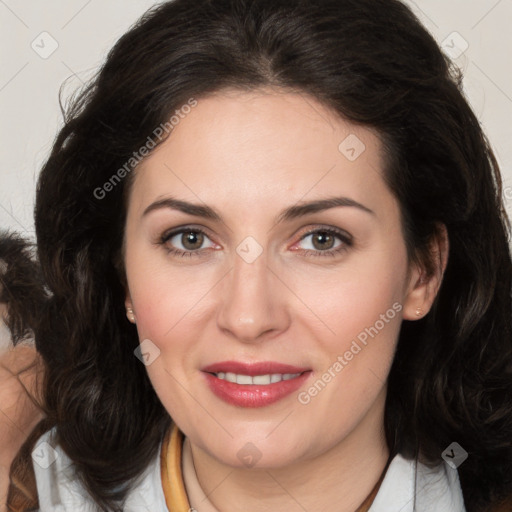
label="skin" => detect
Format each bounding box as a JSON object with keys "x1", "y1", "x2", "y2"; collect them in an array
[
  {"x1": 124, "y1": 87, "x2": 448, "y2": 512},
  {"x1": 0, "y1": 304, "x2": 45, "y2": 509}
]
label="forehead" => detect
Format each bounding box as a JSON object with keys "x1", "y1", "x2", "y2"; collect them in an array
[{"x1": 128, "y1": 87, "x2": 392, "y2": 219}]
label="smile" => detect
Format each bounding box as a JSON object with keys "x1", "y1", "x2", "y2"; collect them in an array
[
  {"x1": 212, "y1": 372, "x2": 303, "y2": 385},
  {"x1": 203, "y1": 370, "x2": 312, "y2": 407}
]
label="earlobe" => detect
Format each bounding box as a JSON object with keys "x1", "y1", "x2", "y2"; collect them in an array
[
  {"x1": 125, "y1": 296, "x2": 136, "y2": 323},
  {"x1": 402, "y1": 266, "x2": 429, "y2": 320},
  {"x1": 402, "y1": 224, "x2": 449, "y2": 321}
]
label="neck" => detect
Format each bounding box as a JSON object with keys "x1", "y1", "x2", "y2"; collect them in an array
[{"x1": 186, "y1": 388, "x2": 390, "y2": 512}]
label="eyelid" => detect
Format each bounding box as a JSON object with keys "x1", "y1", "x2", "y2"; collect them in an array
[{"x1": 159, "y1": 224, "x2": 215, "y2": 243}]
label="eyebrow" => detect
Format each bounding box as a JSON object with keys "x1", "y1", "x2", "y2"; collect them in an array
[{"x1": 142, "y1": 195, "x2": 375, "y2": 222}]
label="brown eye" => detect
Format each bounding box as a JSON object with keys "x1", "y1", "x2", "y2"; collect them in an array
[
  {"x1": 159, "y1": 227, "x2": 217, "y2": 258},
  {"x1": 293, "y1": 227, "x2": 353, "y2": 258},
  {"x1": 181, "y1": 231, "x2": 204, "y2": 250},
  {"x1": 311, "y1": 231, "x2": 336, "y2": 250}
]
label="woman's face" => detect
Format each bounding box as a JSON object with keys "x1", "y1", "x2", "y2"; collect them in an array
[{"x1": 123, "y1": 87, "x2": 429, "y2": 468}]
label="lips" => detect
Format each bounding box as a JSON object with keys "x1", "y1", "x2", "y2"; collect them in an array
[
  {"x1": 201, "y1": 360, "x2": 310, "y2": 376},
  {"x1": 201, "y1": 360, "x2": 313, "y2": 407}
]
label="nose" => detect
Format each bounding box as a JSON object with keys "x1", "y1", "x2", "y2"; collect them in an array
[{"x1": 216, "y1": 248, "x2": 290, "y2": 344}]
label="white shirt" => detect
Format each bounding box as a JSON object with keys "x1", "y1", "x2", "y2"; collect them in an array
[{"x1": 33, "y1": 427, "x2": 466, "y2": 511}]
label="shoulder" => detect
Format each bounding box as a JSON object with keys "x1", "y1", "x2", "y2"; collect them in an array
[
  {"x1": 32, "y1": 428, "x2": 169, "y2": 511},
  {"x1": 369, "y1": 453, "x2": 466, "y2": 512},
  {"x1": 0, "y1": 344, "x2": 44, "y2": 477}
]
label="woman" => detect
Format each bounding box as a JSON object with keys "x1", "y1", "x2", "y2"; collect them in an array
[{"x1": 7, "y1": 0, "x2": 512, "y2": 510}]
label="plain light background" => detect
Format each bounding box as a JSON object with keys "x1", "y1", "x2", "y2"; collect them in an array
[{"x1": 1, "y1": 0, "x2": 511, "y2": 239}]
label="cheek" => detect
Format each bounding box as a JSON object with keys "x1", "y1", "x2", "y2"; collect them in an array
[
  {"x1": 294, "y1": 281, "x2": 403, "y2": 430},
  {"x1": 132, "y1": 275, "x2": 220, "y2": 348},
  {"x1": 296, "y1": 246, "x2": 407, "y2": 341},
  {"x1": 294, "y1": 245, "x2": 407, "y2": 400},
  {"x1": 125, "y1": 237, "x2": 211, "y2": 341}
]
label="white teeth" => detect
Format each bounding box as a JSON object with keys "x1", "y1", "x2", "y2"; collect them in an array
[
  {"x1": 214, "y1": 372, "x2": 301, "y2": 385},
  {"x1": 236, "y1": 374, "x2": 253, "y2": 385},
  {"x1": 253, "y1": 374, "x2": 272, "y2": 385}
]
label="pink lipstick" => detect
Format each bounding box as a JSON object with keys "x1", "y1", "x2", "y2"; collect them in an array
[{"x1": 201, "y1": 360, "x2": 312, "y2": 407}]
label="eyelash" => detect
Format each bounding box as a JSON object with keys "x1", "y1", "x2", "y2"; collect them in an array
[{"x1": 158, "y1": 226, "x2": 353, "y2": 259}]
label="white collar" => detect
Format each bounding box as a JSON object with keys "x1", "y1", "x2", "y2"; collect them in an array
[
  {"x1": 33, "y1": 428, "x2": 466, "y2": 511},
  {"x1": 369, "y1": 452, "x2": 466, "y2": 511},
  {"x1": 33, "y1": 428, "x2": 167, "y2": 511}
]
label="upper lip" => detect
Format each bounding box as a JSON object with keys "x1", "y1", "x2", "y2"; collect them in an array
[{"x1": 202, "y1": 361, "x2": 311, "y2": 376}]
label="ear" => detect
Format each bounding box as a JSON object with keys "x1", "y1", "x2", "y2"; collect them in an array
[
  {"x1": 113, "y1": 244, "x2": 135, "y2": 323},
  {"x1": 125, "y1": 294, "x2": 136, "y2": 323},
  {"x1": 402, "y1": 224, "x2": 449, "y2": 320}
]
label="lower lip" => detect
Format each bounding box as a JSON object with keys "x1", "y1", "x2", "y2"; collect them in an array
[{"x1": 203, "y1": 371, "x2": 312, "y2": 408}]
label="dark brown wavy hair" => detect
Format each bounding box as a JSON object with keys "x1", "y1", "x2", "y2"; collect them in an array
[
  {"x1": 0, "y1": 231, "x2": 47, "y2": 345},
  {"x1": 8, "y1": 0, "x2": 512, "y2": 511}
]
